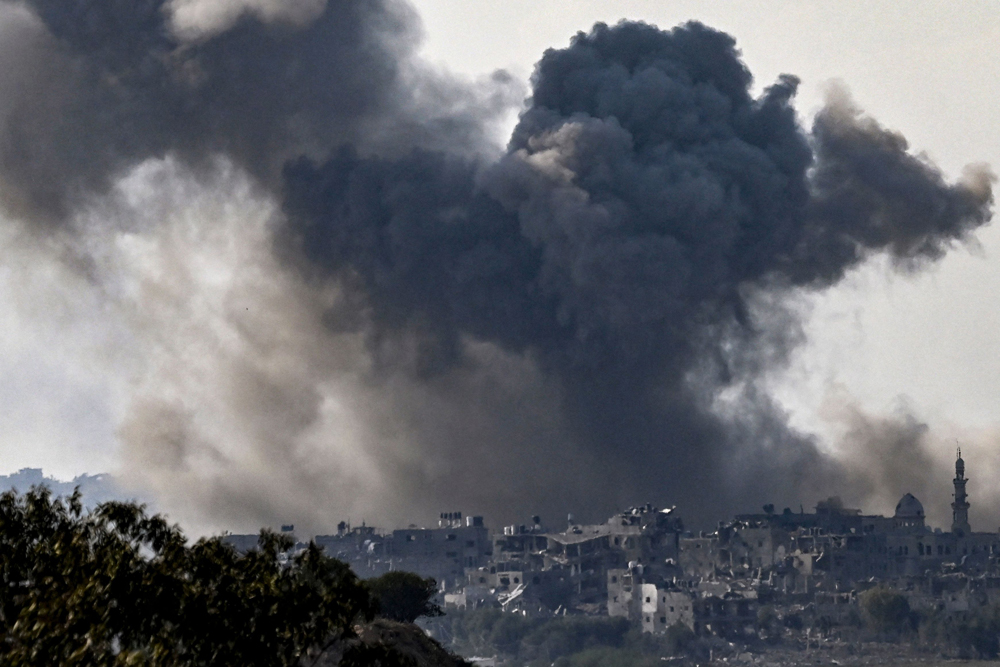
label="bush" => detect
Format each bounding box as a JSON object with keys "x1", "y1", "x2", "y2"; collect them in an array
[
  {"x1": 441, "y1": 609, "x2": 633, "y2": 664},
  {"x1": 664, "y1": 621, "x2": 695, "y2": 655},
  {"x1": 859, "y1": 586, "x2": 910, "y2": 636},
  {"x1": 757, "y1": 605, "x2": 778, "y2": 632},
  {"x1": 783, "y1": 612, "x2": 804, "y2": 631},
  {"x1": 553, "y1": 646, "x2": 663, "y2": 667},
  {"x1": 521, "y1": 615, "x2": 631, "y2": 662},
  {"x1": 367, "y1": 571, "x2": 443, "y2": 623},
  {"x1": 0, "y1": 486, "x2": 454, "y2": 666},
  {"x1": 919, "y1": 605, "x2": 1000, "y2": 659}
]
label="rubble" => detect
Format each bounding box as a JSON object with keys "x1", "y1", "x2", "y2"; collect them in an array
[{"x1": 231, "y1": 450, "x2": 1000, "y2": 659}]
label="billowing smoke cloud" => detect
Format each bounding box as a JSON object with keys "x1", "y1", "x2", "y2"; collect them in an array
[
  {"x1": 0, "y1": 4, "x2": 992, "y2": 531},
  {"x1": 807, "y1": 84, "x2": 994, "y2": 281},
  {"x1": 280, "y1": 22, "x2": 992, "y2": 525}
]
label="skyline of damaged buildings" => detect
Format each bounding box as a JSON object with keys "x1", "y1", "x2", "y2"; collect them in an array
[{"x1": 224, "y1": 449, "x2": 1000, "y2": 638}]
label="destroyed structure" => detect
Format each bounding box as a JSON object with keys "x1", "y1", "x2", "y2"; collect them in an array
[{"x1": 226, "y1": 450, "x2": 1000, "y2": 638}]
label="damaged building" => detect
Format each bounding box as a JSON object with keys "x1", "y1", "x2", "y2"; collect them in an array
[{"x1": 226, "y1": 450, "x2": 1000, "y2": 640}]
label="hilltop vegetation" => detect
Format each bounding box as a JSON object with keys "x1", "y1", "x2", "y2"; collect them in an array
[
  {"x1": 0, "y1": 487, "x2": 464, "y2": 666},
  {"x1": 8, "y1": 485, "x2": 1000, "y2": 666},
  {"x1": 426, "y1": 608, "x2": 695, "y2": 666}
]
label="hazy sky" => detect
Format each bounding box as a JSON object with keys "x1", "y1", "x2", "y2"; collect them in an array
[{"x1": 1, "y1": 1, "x2": 998, "y2": 531}]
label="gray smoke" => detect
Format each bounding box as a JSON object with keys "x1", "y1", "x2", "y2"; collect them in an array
[
  {"x1": 0, "y1": 4, "x2": 992, "y2": 530},
  {"x1": 825, "y1": 395, "x2": 1000, "y2": 531},
  {"x1": 0, "y1": 0, "x2": 518, "y2": 224},
  {"x1": 281, "y1": 21, "x2": 992, "y2": 525}
]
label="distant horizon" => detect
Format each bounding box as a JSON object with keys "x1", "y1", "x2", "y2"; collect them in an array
[{"x1": 3, "y1": 466, "x2": 976, "y2": 541}]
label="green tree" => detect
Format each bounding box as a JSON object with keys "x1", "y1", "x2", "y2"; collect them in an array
[
  {"x1": 919, "y1": 606, "x2": 1000, "y2": 659},
  {"x1": 859, "y1": 585, "x2": 911, "y2": 636},
  {"x1": 663, "y1": 622, "x2": 695, "y2": 655},
  {"x1": 367, "y1": 571, "x2": 444, "y2": 623},
  {"x1": 341, "y1": 642, "x2": 418, "y2": 667},
  {"x1": 435, "y1": 608, "x2": 636, "y2": 664},
  {"x1": 0, "y1": 486, "x2": 376, "y2": 666},
  {"x1": 757, "y1": 604, "x2": 778, "y2": 634}
]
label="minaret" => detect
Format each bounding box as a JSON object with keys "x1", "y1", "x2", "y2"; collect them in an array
[{"x1": 952, "y1": 447, "x2": 971, "y2": 536}]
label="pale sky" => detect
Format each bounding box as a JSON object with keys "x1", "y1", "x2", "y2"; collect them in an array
[{"x1": 1, "y1": 1, "x2": 999, "y2": 529}]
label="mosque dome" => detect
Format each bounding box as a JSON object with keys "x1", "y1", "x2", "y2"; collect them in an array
[{"x1": 894, "y1": 493, "x2": 924, "y2": 518}]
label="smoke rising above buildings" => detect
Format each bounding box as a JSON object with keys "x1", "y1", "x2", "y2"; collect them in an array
[
  {"x1": 281, "y1": 21, "x2": 992, "y2": 524},
  {"x1": 0, "y1": 2, "x2": 992, "y2": 531}
]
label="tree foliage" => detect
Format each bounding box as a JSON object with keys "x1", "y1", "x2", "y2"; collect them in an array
[
  {"x1": 663, "y1": 621, "x2": 695, "y2": 655},
  {"x1": 0, "y1": 486, "x2": 375, "y2": 666},
  {"x1": 434, "y1": 608, "x2": 634, "y2": 664},
  {"x1": 367, "y1": 571, "x2": 443, "y2": 623},
  {"x1": 858, "y1": 585, "x2": 911, "y2": 636},
  {"x1": 918, "y1": 605, "x2": 1000, "y2": 659}
]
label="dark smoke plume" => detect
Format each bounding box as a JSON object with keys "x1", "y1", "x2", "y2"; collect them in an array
[
  {"x1": 282, "y1": 21, "x2": 992, "y2": 525},
  {"x1": 0, "y1": 3, "x2": 992, "y2": 530}
]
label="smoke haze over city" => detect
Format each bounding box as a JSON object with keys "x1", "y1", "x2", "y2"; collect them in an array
[{"x1": 0, "y1": 0, "x2": 996, "y2": 535}]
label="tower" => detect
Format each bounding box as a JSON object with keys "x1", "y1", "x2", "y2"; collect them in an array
[{"x1": 952, "y1": 447, "x2": 971, "y2": 536}]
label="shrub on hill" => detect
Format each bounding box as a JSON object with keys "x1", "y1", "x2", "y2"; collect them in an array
[
  {"x1": 0, "y1": 486, "x2": 460, "y2": 666},
  {"x1": 859, "y1": 585, "x2": 912, "y2": 636},
  {"x1": 367, "y1": 571, "x2": 444, "y2": 623}
]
